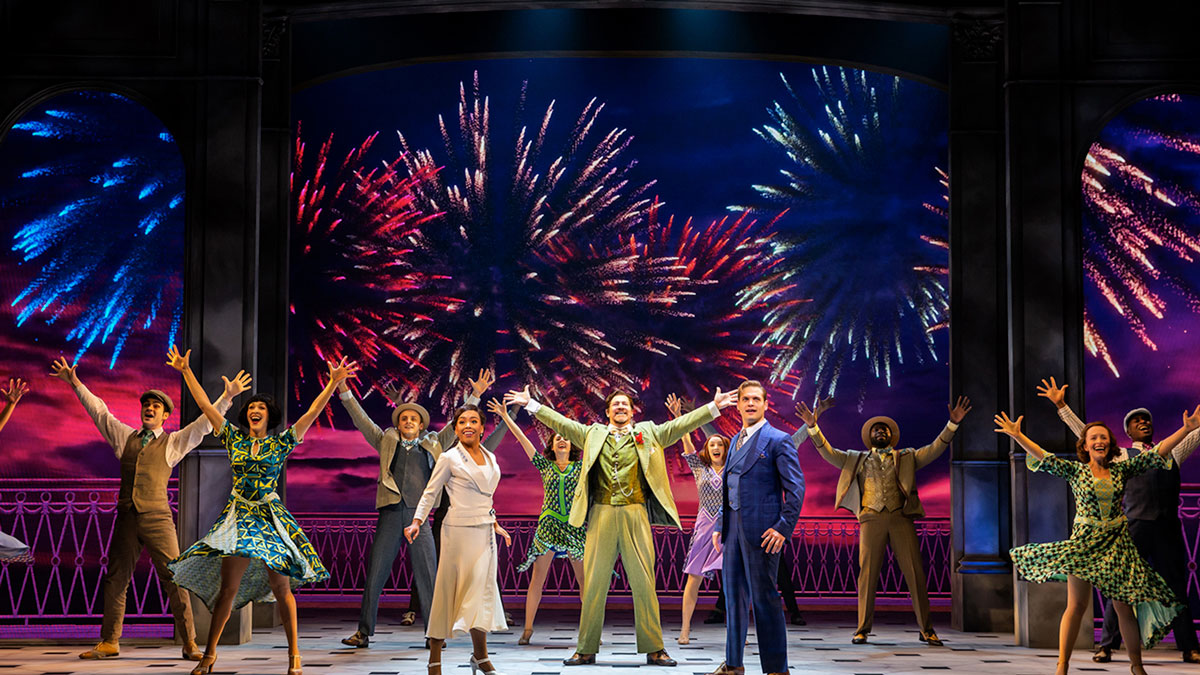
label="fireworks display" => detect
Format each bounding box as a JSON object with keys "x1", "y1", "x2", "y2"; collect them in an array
[
  {"x1": 1081, "y1": 94, "x2": 1200, "y2": 377},
  {"x1": 1, "y1": 92, "x2": 184, "y2": 367},
  {"x1": 376, "y1": 73, "x2": 698, "y2": 415},
  {"x1": 288, "y1": 127, "x2": 447, "y2": 418},
  {"x1": 731, "y1": 67, "x2": 949, "y2": 405}
]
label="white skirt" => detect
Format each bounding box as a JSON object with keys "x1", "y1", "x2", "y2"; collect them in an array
[
  {"x1": 0, "y1": 530, "x2": 30, "y2": 561},
  {"x1": 427, "y1": 522, "x2": 507, "y2": 639}
]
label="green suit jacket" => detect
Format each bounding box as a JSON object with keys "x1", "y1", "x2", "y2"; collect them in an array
[{"x1": 533, "y1": 403, "x2": 718, "y2": 529}]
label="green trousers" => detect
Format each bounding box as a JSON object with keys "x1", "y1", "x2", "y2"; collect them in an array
[{"x1": 576, "y1": 503, "x2": 663, "y2": 654}]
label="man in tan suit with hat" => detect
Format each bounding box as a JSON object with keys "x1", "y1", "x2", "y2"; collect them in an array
[
  {"x1": 797, "y1": 395, "x2": 971, "y2": 646},
  {"x1": 339, "y1": 369, "x2": 507, "y2": 648},
  {"x1": 505, "y1": 384, "x2": 737, "y2": 667},
  {"x1": 50, "y1": 356, "x2": 236, "y2": 661}
]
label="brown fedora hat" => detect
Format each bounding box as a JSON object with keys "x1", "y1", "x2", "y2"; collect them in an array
[{"x1": 861, "y1": 416, "x2": 899, "y2": 449}]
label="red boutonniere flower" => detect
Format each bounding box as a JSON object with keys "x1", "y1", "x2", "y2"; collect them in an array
[{"x1": 635, "y1": 431, "x2": 644, "y2": 445}]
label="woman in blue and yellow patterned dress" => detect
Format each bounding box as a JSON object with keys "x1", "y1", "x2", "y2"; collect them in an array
[
  {"x1": 166, "y1": 346, "x2": 356, "y2": 675},
  {"x1": 996, "y1": 408, "x2": 1198, "y2": 675},
  {"x1": 487, "y1": 399, "x2": 584, "y2": 646}
]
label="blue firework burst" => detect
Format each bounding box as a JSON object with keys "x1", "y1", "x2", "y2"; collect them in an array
[
  {"x1": 2, "y1": 91, "x2": 184, "y2": 367},
  {"x1": 731, "y1": 66, "x2": 949, "y2": 405}
]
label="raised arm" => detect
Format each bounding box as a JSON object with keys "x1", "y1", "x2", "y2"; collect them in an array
[
  {"x1": 994, "y1": 411, "x2": 1048, "y2": 460},
  {"x1": 796, "y1": 401, "x2": 852, "y2": 468},
  {"x1": 1154, "y1": 405, "x2": 1200, "y2": 459},
  {"x1": 912, "y1": 396, "x2": 971, "y2": 470},
  {"x1": 167, "y1": 346, "x2": 229, "y2": 432},
  {"x1": 0, "y1": 378, "x2": 28, "y2": 435},
  {"x1": 505, "y1": 385, "x2": 591, "y2": 448},
  {"x1": 1036, "y1": 377, "x2": 1085, "y2": 437},
  {"x1": 665, "y1": 394, "x2": 697, "y2": 456},
  {"x1": 337, "y1": 381, "x2": 385, "y2": 449},
  {"x1": 792, "y1": 396, "x2": 836, "y2": 447},
  {"x1": 53, "y1": 357, "x2": 136, "y2": 453},
  {"x1": 293, "y1": 357, "x2": 359, "y2": 440},
  {"x1": 488, "y1": 398, "x2": 536, "y2": 460},
  {"x1": 166, "y1": 374, "x2": 244, "y2": 467},
  {"x1": 652, "y1": 387, "x2": 736, "y2": 448}
]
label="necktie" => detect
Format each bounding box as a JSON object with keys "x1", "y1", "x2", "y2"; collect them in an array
[{"x1": 140, "y1": 429, "x2": 154, "y2": 448}]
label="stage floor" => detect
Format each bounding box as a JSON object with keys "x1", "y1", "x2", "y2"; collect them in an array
[{"x1": 0, "y1": 609, "x2": 1190, "y2": 674}]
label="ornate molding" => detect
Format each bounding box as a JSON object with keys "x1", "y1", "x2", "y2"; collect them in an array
[
  {"x1": 263, "y1": 16, "x2": 288, "y2": 58},
  {"x1": 953, "y1": 18, "x2": 1003, "y2": 61}
]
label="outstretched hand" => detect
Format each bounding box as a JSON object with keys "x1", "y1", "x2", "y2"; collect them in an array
[
  {"x1": 712, "y1": 387, "x2": 737, "y2": 409},
  {"x1": 949, "y1": 396, "x2": 972, "y2": 423},
  {"x1": 382, "y1": 383, "x2": 403, "y2": 404},
  {"x1": 49, "y1": 357, "x2": 80, "y2": 387},
  {"x1": 222, "y1": 370, "x2": 252, "y2": 400},
  {"x1": 665, "y1": 393, "x2": 682, "y2": 419},
  {"x1": 797, "y1": 396, "x2": 835, "y2": 423},
  {"x1": 2, "y1": 378, "x2": 28, "y2": 404},
  {"x1": 166, "y1": 345, "x2": 191, "y2": 373},
  {"x1": 327, "y1": 357, "x2": 360, "y2": 385},
  {"x1": 993, "y1": 412, "x2": 1023, "y2": 438},
  {"x1": 503, "y1": 385, "x2": 532, "y2": 407},
  {"x1": 795, "y1": 401, "x2": 817, "y2": 427},
  {"x1": 486, "y1": 397, "x2": 511, "y2": 421},
  {"x1": 1036, "y1": 377, "x2": 1068, "y2": 409},
  {"x1": 1183, "y1": 405, "x2": 1200, "y2": 432},
  {"x1": 468, "y1": 368, "x2": 496, "y2": 398}
]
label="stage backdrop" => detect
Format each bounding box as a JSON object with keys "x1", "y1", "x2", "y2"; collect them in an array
[
  {"x1": 0, "y1": 91, "x2": 185, "y2": 481},
  {"x1": 1082, "y1": 92, "x2": 1200, "y2": 477},
  {"x1": 288, "y1": 56, "x2": 952, "y2": 516}
]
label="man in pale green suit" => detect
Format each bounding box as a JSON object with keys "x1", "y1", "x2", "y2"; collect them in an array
[{"x1": 505, "y1": 385, "x2": 736, "y2": 666}]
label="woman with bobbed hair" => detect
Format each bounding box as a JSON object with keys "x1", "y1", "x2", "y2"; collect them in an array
[
  {"x1": 997, "y1": 408, "x2": 1200, "y2": 675},
  {"x1": 167, "y1": 346, "x2": 355, "y2": 675},
  {"x1": 405, "y1": 404, "x2": 511, "y2": 675}
]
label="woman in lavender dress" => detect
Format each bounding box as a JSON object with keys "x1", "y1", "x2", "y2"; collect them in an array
[{"x1": 666, "y1": 395, "x2": 728, "y2": 645}]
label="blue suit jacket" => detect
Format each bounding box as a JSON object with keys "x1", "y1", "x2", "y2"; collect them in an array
[{"x1": 716, "y1": 421, "x2": 805, "y2": 541}]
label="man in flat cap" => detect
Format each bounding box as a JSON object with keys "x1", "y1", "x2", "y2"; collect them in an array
[
  {"x1": 797, "y1": 396, "x2": 971, "y2": 647},
  {"x1": 1038, "y1": 377, "x2": 1200, "y2": 665},
  {"x1": 339, "y1": 369, "x2": 510, "y2": 648},
  {"x1": 50, "y1": 356, "x2": 236, "y2": 661}
]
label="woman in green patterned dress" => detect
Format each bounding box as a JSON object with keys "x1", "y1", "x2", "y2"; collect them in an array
[
  {"x1": 166, "y1": 346, "x2": 357, "y2": 675},
  {"x1": 997, "y1": 407, "x2": 1198, "y2": 675},
  {"x1": 486, "y1": 398, "x2": 585, "y2": 646}
]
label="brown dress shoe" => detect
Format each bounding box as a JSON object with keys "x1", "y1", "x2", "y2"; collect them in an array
[
  {"x1": 851, "y1": 632, "x2": 868, "y2": 644},
  {"x1": 182, "y1": 640, "x2": 203, "y2": 660},
  {"x1": 705, "y1": 663, "x2": 745, "y2": 675},
  {"x1": 1183, "y1": 648, "x2": 1200, "y2": 663},
  {"x1": 563, "y1": 652, "x2": 596, "y2": 666},
  {"x1": 341, "y1": 631, "x2": 370, "y2": 648},
  {"x1": 1093, "y1": 646, "x2": 1113, "y2": 663},
  {"x1": 646, "y1": 650, "x2": 677, "y2": 666},
  {"x1": 79, "y1": 641, "x2": 119, "y2": 659},
  {"x1": 919, "y1": 630, "x2": 944, "y2": 647}
]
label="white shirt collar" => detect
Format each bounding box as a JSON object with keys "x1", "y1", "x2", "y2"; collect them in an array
[
  {"x1": 142, "y1": 426, "x2": 165, "y2": 439},
  {"x1": 607, "y1": 423, "x2": 634, "y2": 435},
  {"x1": 739, "y1": 417, "x2": 769, "y2": 441}
]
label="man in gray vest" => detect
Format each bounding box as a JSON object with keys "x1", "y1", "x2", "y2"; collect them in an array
[
  {"x1": 51, "y1": 356, "x2": 237, "y2": 661},
  {"x1": 339, "y1": 369, "x2": 509, "y2": 648},
  {"x1": 1038, "y1": 377, "x2": 1200, "y2": 664}
]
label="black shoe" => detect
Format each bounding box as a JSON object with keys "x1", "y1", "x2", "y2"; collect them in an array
[
  {"x1": 703, "y1": 612, "x2": 725, "y2": 625},
  {"x1": 851, "y1": 632, "x2": 868, "y2": 644},
  {"x1": 646, "y1": 650, "x2": 677, "y2": 667},
  {"x1": 919, "y1": 631, "x2": 943, "y2": 647},
  {"x1": 1185, "y1": 649, "x2": 1200, "y2": 663},
  {"x1": 563, "y1": 653, "x2": 596, "y2": 666},
  {"x1": 789, "y1": 612, "x2": 806, "y2": 626},
  {"x1": 1093, "y1": 646, "x2": 1113, "y2": 663}
]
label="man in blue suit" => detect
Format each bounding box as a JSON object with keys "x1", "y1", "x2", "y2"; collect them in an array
[{"x1": 707, "y1": 380, "x2": 805, "y2": 675}]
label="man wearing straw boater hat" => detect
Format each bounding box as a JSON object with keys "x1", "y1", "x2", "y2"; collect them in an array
[
  {"x1": 339, "y1": 369, "x2": 508, "y2": 648},
  {"x1": 49, "y1": 357, "x2": 236, "y2": 662},
  {"x1": 797, "y1": 396, "x2": 971, "y2": 647}
]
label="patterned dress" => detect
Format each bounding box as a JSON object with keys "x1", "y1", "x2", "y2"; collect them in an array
[
  {"x1": 169, "y1": 422, "x2": 329, "y2": 610},
  {"x1": 682, "y1": 452, "x2": 722, "y2": 578},
  {"x1": 516, "y1": 453, "x2": 585, "y2": 572},
  {"x1": 1010, "y1": 450, "x2": 1183, "y2": 647}
]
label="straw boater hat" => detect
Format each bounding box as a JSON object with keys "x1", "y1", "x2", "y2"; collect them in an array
[
  {"x1": 1123, "y1": 407, "x2": 1152, "y2": 437},
  {"x1": 861, "y1": 416, "x2": 900, "y2": 449},
  {"x1": 140, "y1": 389, "x2": 174, "y2": 414},
  {"x1": 392, "y1": 402, "x2": 430, "y2": 430}
]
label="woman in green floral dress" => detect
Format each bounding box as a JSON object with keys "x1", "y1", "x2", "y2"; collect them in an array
[
  {"x1": 487, "y1": 399, "x2": 585, "y2": 646},
  {"x1": 997, "y1": 407, "x2": 1198, "y2": 675},
  {"x1": 167, "y1": 346, "x2": 356, "y2": 675}
]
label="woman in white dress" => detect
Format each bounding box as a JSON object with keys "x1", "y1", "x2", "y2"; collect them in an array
[{"x1": 404, "y1": 404, "x2": 510, "y2": 675}]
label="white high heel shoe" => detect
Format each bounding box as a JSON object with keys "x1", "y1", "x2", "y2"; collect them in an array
[{"x1": 469, "y1": 654, "x2": 501, "y2": 675}]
